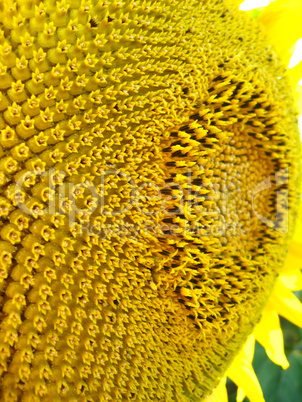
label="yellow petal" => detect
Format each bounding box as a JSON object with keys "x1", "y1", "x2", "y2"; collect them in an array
[
  {"x1": 281, "y1": 249, "x2": 302, "y2": 275},
  {"x1": 243, "y1": 333, "x2": 255, "y2": 362},
  {"x1": 296, "y1": 84, "x2": 302, "y2": 114},
  {"x1": 258, "y1": 0, "x2": 302, "y2": 65},
  {"x1": 281, "y1": 238, "x2": 302, "y2": 291},
  {"x1": 286, "y1": 244, "x2": 302, "y2": 263},
  {"x1": 280, "y1": 270, "x2": 302, "y2": 291},
  {"x1": 288, "y1": 59, "x2": 302, "y2": 89},
  {"x1": 287, "y1": 60, "x2": 302, "y2": 109},
  {"x1": 232, "y1": 0, "x2": 244, "y2": 6},
  {"x1": 237, "y1": 387, "x2": 246, "y2": 402},
  {"x1": 254, "y1": 306, "x2": 289, "y2": 369},
  {"x1": 204, "y1": 377, "x2": 228, "y2": 402},
  {"x1": 269, "y1": 279, "x2": 302, "y2": 327},
  {"x1": 227, "y1": 335, "x2": 265, "y2": 402},
  {"x1": 282, "y1": 211, "x2": 302, "y2": 274}
]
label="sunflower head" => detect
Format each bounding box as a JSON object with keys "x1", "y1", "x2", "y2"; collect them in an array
[{"x1": 0, "y1": 0, "x2": 301, "y2": 400}]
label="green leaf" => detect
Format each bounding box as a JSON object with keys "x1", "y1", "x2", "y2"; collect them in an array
[
  {"x1": 254, "y1": 346, "x2": 282, "y2": 402},
  {"x1": 226, "y1": 377, "x2": 238, "y2": 402},
  {"x1": 276, "y1": 350, "x2": 302, "y2": 402}
]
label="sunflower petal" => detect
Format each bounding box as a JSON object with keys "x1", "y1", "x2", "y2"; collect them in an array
[
  {"x1": 289, "y1": 55, "x2": 302, "y2": 84},
  {"x1": 288, "y1": 240, "x2": 302, "y2": 261},
  {"x1": 281, "y1": 249, "x2": 302, "y2": 274},
  {"x1": 288, "y1": 60, "x2": 302, "y2": 105},
  {"x1": 279, "y1": 270, "x2": 302, "y2": 291},
  {"x1": 296, "y1": 85, "x2": 302, "y2": 114},
  {"x1": 269, "y1": 279, "x2": 302, "y2": 327},
  {"x1": 258, "y1": 0, "x2": 302, "y2": 65},
  {"x1": 281, "y1": 212, "x2": 302, "y2": 274},
  {"x1": 231, "y1": 0, "x2": 243, "y2": 7},
  {"x1": 204, "y1": 377, "x2": 228, "y2": 402},
  {"x1": 227, "y1": 335, "x2": 264, "y2": 402},
  {"x1": 254, "y1": 306, "x2": 289, "y2": 369}
]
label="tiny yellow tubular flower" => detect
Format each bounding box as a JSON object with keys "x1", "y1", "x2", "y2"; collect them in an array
[{"x1": 0, "y1": 0, "x2": 301, "y2": 401}]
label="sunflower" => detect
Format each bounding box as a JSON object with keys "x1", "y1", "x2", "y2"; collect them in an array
[{"x1": 0, "y1": 0, "x2": 301, "y2": 401}]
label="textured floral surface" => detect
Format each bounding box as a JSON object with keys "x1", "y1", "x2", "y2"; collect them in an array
[{"x1": 0, "y1": 0, "x2": 300, "y2": 400}]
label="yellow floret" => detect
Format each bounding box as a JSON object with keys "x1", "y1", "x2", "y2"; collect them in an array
[{"x1": 0, "y1": 0, "x2": 300, "y2": 401}]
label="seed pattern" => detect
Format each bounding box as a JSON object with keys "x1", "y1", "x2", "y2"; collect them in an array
[{"x1": 0, "y1": 0, "x2": 300, "y2": 400}]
